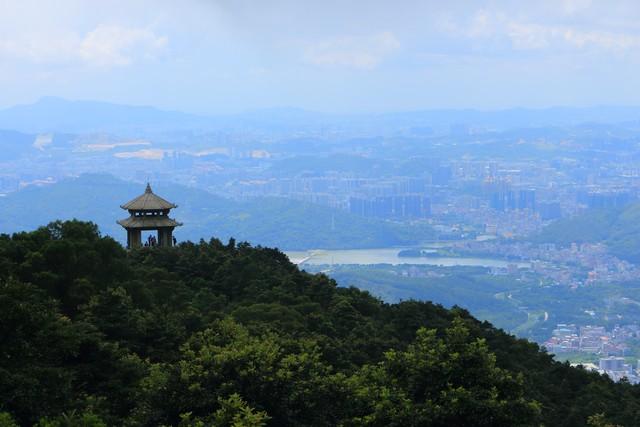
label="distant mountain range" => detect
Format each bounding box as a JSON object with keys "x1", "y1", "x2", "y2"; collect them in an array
[
  {"x1": 2, "y1": 97, "x2": 640, "y2": 135},
  {"x1": 0, "y1": 97, "x2": 213, "y2": 134},
  {"x1": 0, "y1": 174, "x2": 435, "y2": 250}
]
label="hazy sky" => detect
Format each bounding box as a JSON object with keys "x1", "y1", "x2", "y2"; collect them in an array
[{"x1": 1, "y1": 0, "x2": 640, "y2": 113}]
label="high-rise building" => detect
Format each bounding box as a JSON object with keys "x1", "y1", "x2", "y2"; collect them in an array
[
  {"x1": 599, "y1": 357, "x2": 626, "y2": 372},
  {"x1": 579, "y1": 190, "x2": 632, "y2": 209},
  {"x1": 490, "y1": 190, "x2": 516, "y2": 211},
  {"x1": 518, "y1": 189, "x2": 536, "y2": 211}
]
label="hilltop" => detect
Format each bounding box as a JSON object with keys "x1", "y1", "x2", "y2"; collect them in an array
[{"x1": 0, "y1": 221, "x2": 638, "y2": 426}]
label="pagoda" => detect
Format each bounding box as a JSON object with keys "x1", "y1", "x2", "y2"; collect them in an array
[{"x1": 117, "y1": 183, "x2": 182, "y2": 248}]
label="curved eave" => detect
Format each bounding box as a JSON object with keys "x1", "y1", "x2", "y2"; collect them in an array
[
  {"x1": 119, "y1": 204, "x2": 179, "y2": 210},
  {"x1": 117, "y1": 216, "x2": 183, "y2": 229}
]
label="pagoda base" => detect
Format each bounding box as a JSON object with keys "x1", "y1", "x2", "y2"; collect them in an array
[{"x1": 125, "y1": 227, "x2": 175, "y2": 248}]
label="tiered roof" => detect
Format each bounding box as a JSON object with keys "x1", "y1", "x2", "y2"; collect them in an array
[
  {"x1": 118, "y1": 184, "x2": 183, "y2": 230},
  {"x1": 121, "y1": 183, "x2": 177, "y2": 211}
]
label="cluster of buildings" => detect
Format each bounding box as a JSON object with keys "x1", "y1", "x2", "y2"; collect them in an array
[
  {"x1": 348, "y1": 195, "x2": 431, "y2": 219},
  {"x1": 453, "y1": 240, "x2": 640, "y2": 286},
  {"x1": 544, "y1": 324, "x2": 639, "y2": 357},
  {"x1": 575, "y1": 357, "x2": 640, "y2": 384},
  {"x1": 226, "y1": 175, "x2": 435, "y2": 215},
  {"x1": 547, "y1": 324, "x2": 640, "y2": 382},
  {"x1": 578, "y1": 190, "x2": 632, "y2": 209},
  {"x1": 215, "y1": 154, "x2": 640, "y2": 242}
]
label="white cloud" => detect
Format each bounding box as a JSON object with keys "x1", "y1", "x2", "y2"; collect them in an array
[
  {"x1": 564, "y1": 28, "x2": 640, "y2": 51},
  {"x1": 0, "y1": 24, "x2": 167, "y2": 68},
  {"x1": 447, "y1": 9, "x2": 640, "y2": 54},
  {"x1": 506, "y1": 22, "x2": 553, "y2": 50},
  {"x1": 0, "y1": 32, "x2": 79, "y2": 64},
  {"x1": 80, "y1": 25, "x2": 167, "y2": 67},
  {"x1": 467, "y1": 10, "x2": 499, "y2": 38},
  {"x1": 304, "y1": 31, "x2": 400, "y2": 69},
  {"x1": 507, "y1": 22, "x2": 640, "y2": 52},
  {"x1": 560, "y1": 0, "x2": 593, "y2": 15},
  {"x1": 3, "y1": 0, "x2": 640, "y2": 111}
]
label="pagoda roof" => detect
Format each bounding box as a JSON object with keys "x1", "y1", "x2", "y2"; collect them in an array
[
  {"x1": 117, "y1": 215, "x2": 182, "y2": 229},
  {"x1": 121, "y1": 184, "x2": 177, "y2": 211}
]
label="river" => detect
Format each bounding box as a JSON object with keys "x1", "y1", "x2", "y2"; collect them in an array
[{"x1": 285, "y1": 248, "x2": 530, "y2": 268}]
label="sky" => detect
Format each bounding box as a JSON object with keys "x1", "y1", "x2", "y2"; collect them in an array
[{"x1": 1, "y1": 0, "x2": 640, "y2": 113}]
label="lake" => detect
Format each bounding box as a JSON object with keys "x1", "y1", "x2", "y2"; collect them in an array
[{"x1": 285, "y1": 248, "x2": 530, "y2": 269}]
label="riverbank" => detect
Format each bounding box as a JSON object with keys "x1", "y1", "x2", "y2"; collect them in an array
[{"x1": 286, "y1": 247, "x2": 531, "y2": 268}]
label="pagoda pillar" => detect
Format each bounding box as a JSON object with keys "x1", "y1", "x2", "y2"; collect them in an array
[
  {"x1": 158, "y1": 227, "x2": 173, "y2": 247},
  {"x1": 127, "y1": 229, "x2": 142, "y2": 248}
]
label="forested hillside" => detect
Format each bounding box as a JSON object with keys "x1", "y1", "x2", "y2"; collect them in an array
[
  {"x1": 533, "y1": 204, "x2": 640, "y2": 263},
  {"x1": 1, "y1": 221, "x2": 639, "y2": 426}
]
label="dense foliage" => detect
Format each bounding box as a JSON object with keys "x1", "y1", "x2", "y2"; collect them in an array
[{"x1": 1, "y1": 221, "x2": 639, "y2": 426}]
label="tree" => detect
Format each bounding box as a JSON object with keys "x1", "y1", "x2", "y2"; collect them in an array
[
  {"x1": 587, "y1": 413, "x2": 623, "y2": 427},
  {"x1": 346, "y1": 318, "x2": 541, "y2": 426}
]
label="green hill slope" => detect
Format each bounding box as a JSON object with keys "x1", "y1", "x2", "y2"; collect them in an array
[
  {"x1": 534, "y1": 204, "x2": 640, "y2": 262},
  {"x1": 0, "y1": 221, "x2": 638, "y2": 426},
  {"x1": 0, "y1": 174, "x2": 434, "y2": 250}
]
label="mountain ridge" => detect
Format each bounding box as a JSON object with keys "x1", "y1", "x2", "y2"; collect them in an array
[{"x1": 3, "y1": 97, "x2": 640, "y2": 134}]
